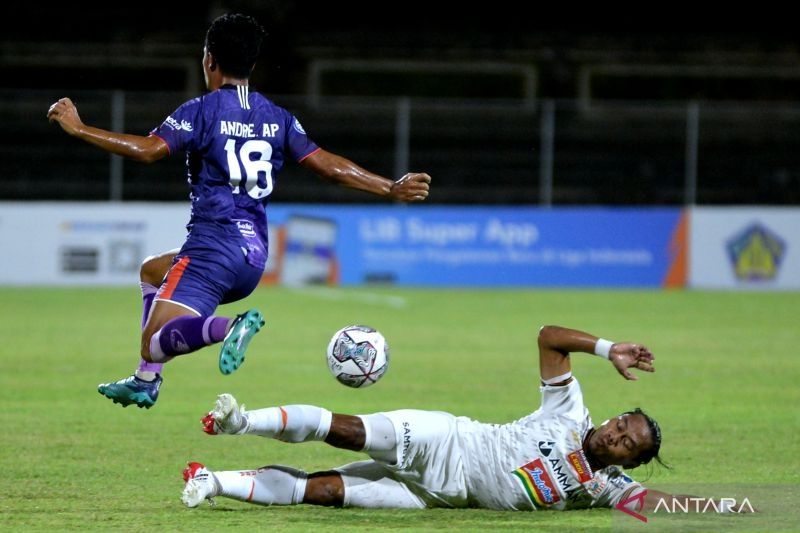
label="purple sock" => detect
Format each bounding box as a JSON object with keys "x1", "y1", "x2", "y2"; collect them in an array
[
  {"x1": 137, "y1": 283, "x2": 163, "y2": 375},
  {"x1": 149, "y1": 316, "x2": 231, "y2": 361},
  {"x1": 140, "y1": 282, "x2": 157, "y2": 329}
]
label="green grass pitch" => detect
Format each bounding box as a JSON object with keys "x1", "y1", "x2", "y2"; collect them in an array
[{"x1": 1, "y1": 287, "x2": 798, "y2": 531}]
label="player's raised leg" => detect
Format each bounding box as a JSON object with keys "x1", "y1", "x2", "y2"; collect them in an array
[
  {"x1": 218, "y1": 309, "x2": 265, "y2": 375},
  {"x1": 134, "y1": 249, "x2": 179, "y2": 380},
  {"x1": 142, "y1": 301, "x2": 263, "y2": 374},
  {"x1": 201, "y1": 394, "x2": 397, "y2": 461},
  {"x1": 146, "y1": 245, "x2": 265, "y2": 376},
  {"x1": 201, "y1": 393, "x2": 333, "y2": 441},
  {"x1": 99, "y1": 304, "x2": 263, "y2": 409}
]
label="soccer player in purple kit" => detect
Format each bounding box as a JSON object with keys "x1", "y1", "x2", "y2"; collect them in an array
[{"x1": 47, "y1": 13, "x2": 431, "y2": 409}]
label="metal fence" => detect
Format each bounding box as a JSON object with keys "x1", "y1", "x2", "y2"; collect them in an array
[{"x1": 2, "y1": 89, "x2": 799, "y2": 205}]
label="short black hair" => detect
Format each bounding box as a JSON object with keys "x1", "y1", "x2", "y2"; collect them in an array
[
  {"x1": 623, "y1": 407, "x2": 665, "y2": 467},
  {"x1": 205, "y1": 13, "x2": 265, "y2": 79}
]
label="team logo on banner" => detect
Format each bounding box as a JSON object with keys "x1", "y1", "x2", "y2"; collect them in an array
[{"x1": 726, "y1": 223, "x2": 786, "y2": 281}]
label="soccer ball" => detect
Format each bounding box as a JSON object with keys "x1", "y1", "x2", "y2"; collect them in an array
[{"x1": 326, "y1": 325, "x2": 389, "y2": 388}]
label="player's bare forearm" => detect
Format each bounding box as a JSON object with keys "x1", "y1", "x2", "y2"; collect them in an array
[
  {"x1": 302, "y1": 149, "x2": 430, "y2": 201},
  {"x1": 72, "y1": 127, "x2": 168, "y2": 163},
  {"x1": 312, "y1": 151, "x2": 393, "y2": 195},
  {"x1": 538, "y1": 325, "x2": 597, "y2": 380},
  {"x1": 538, "y1": 325, "x2": 599, "y2": 356},
  {"x1": 47, "y1": 97, "x2": 168, "y2": 163},
  {"x1": 538, "y1": 325, "x2": 655, "y2": 382}
]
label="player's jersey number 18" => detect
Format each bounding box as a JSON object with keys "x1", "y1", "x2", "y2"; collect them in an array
[{"x1": 224, "y1": 138, "x2": 274, "y2": 199}]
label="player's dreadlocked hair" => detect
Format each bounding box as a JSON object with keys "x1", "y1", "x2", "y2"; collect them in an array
[
  {"x1": 623, "y1": 407, "x2": 667, "y2": 468},
  {"x1": 205, "y1": 13, "x2": 266, "y2": 79}
]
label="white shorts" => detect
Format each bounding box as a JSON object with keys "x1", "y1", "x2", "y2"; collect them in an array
[
  {"x1": 336, "y1": 460, "x2": 425, "y2": 509},
  {"x1": 375, "y1": 409, "x2": 468, "y2": 508}
]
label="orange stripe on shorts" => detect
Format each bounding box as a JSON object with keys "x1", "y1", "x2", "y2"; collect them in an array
[
  {"x1": 278, "y1": 406, "x2": 288, "y2": 435},
  {"x1": 159, "y1": 256, "x2": 190, "y2": 300}
]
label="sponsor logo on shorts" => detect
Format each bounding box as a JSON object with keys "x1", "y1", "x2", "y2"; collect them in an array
[
  {"x1": 401, "y1": 422, "x2": 411, "y2": 462},
  {"x1": 513, "y1": 458, "x2": 560, "y2": 507},
  {"x1": 235, "y1": 219, "x2": 256, "y2": 237},
  {"x1": 567, "y1": 450, "x2": 593, "y2": 483}
]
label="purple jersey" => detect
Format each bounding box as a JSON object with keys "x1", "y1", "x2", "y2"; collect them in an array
[{"x1": 151, "y1": 84, "x2": 319, "y2": 269}]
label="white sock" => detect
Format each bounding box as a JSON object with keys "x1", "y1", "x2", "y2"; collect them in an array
[
  {"x1": 245, "y1": 405, "x2": 332, "y2": 443},
  {"x1": 135, "y1": 370, "x2": 157, "y2": 381},
  {"x1": 214, "y1": 466, "x2": 307, "y2": 505}
]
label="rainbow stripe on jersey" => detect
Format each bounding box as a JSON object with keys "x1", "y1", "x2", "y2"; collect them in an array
[{"x1": 513, "y1": 458, "x2": 560, "y2": 507}]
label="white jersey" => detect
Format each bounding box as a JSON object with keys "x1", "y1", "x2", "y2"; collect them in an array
[{"x1": 455, "y1": 378, "x2": 641, "y2": 510}]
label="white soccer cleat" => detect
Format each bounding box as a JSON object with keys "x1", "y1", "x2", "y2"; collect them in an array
[
  {"x1": 201, "y1": 393, "x2": 248, "y2": 435},
  {"x1": 181, "y1": 462, "x2": 218, "y2": 508}
]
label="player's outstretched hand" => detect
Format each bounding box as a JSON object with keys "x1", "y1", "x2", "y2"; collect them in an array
[
  {"x1": 609, "y1": 342, "x2": 654, "y2": 381},
  {"x1": 47, "y1": 97, "x2": 84, "y2": 136},
  {"x1": 389, "y1": 173, "x2": 431, "y2": 202}
]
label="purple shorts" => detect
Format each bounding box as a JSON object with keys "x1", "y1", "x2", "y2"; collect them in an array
[{"x1": 155, "y1": 230, "x2": 263, "y2": 317}]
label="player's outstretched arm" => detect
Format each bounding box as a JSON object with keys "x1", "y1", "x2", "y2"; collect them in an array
[
  {"x1": 538, "y1": 325, "x2": 655, "y2": 383},
  {"x1": 300, "y1": 148, "x2": 431, "y2": 201},
  {"x1": 47, "y1": 97, "x2": 169, "y2": 163}
]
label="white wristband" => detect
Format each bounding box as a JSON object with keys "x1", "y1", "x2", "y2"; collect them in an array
[{"x1": 594, "y1": 338, "x2": 614, "y2": 359}]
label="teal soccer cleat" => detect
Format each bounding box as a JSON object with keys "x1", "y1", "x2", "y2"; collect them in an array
[
  {"x1": 98, "y1": 374, "x2": 163, "y2": 409},
  {"x1": 219, "y1": 309, "x2": 265, "y2": 375}
]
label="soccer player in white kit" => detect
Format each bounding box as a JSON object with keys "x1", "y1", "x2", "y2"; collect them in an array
[{"x1": 180, "y1": 324, "x2": 703, "y2": 513}]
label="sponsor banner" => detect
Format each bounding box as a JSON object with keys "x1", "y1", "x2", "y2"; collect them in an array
[
  {"x1": 0, "y1": 203, "x2": 683, "y2": 287},
  {"x1": 689, "y1": 207, "x2": 800, "y2": 289},
  {"x1": 266, "y1": 205, "x2": 685, "y2": 287},
  {"x1": 0, "y1": 202, "x2": 187, "y2": 285}
]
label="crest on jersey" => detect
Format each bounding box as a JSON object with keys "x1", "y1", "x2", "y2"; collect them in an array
[
  {"x1": 538, "y1": 441, "x2": 555, "y2": 457},
  {"x1": 583, "y1": 476, "x2": 606, "y2": 497},
  {"x1": 293, "y1": 118, "x2": 306, "y2": 134},
  {"x1": 607, "y1": 466, "x2": 635, "y2": 490}
]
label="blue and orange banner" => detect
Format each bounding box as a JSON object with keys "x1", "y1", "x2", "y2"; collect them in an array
[{"x1": 264, "y1": 206, "x2": 685, "y2": 287}]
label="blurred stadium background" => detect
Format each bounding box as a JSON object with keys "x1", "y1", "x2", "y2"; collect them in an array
[{"x1": 3, "y1": 4, "x2": 800, "y2": 205}]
